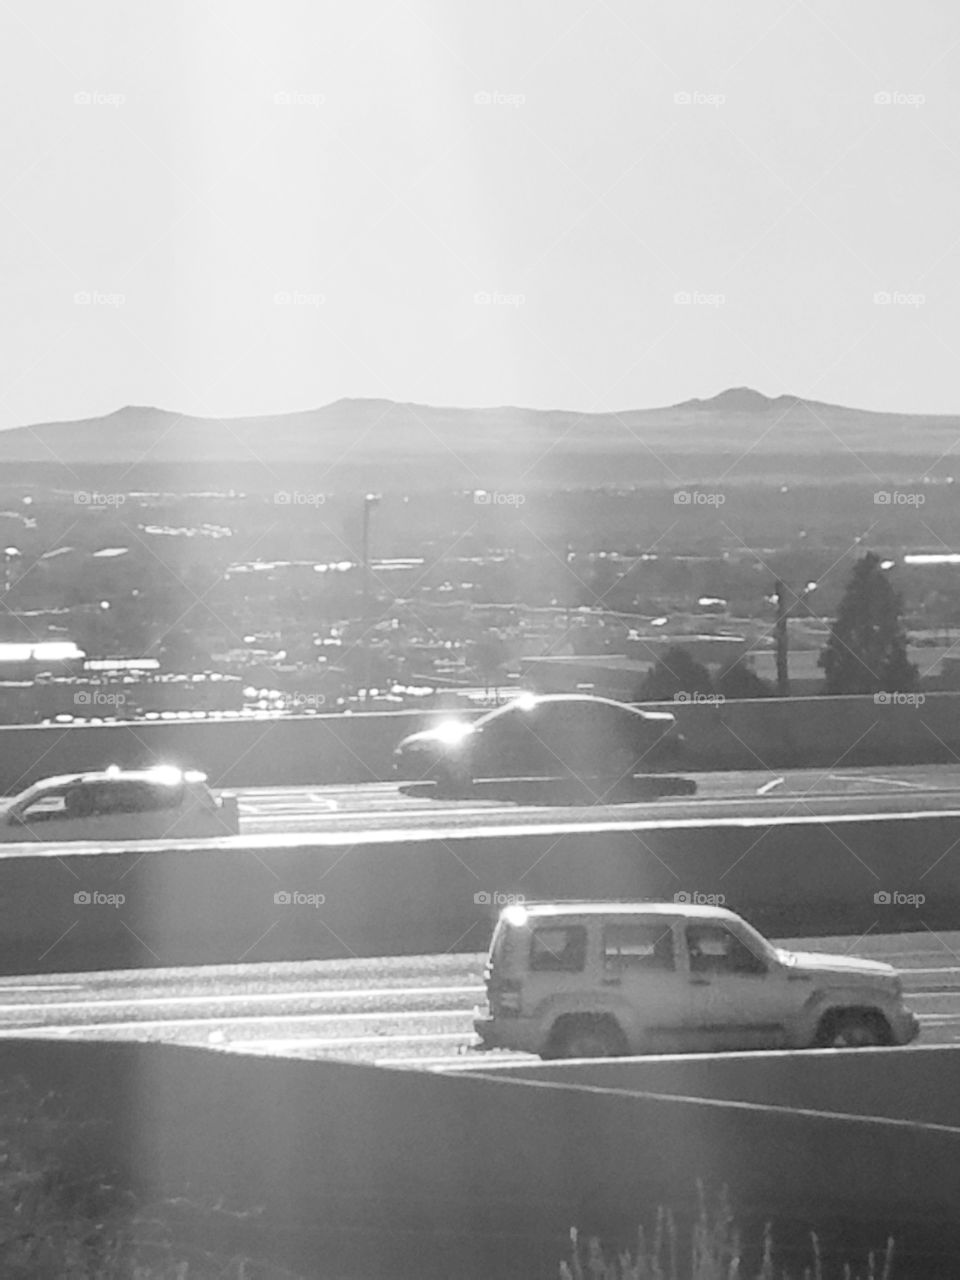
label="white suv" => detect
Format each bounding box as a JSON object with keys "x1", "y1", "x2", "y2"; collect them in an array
[
  {"x1": 0, "y1": 767, "x2": 239, "y2": 842},
  {"x1": 474, "y1": 901, "x2": 920, "y2": 1058}
]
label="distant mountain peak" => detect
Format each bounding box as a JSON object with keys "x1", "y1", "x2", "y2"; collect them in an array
[{"x1": 674, "y1": 387, "x2": 806, "y2": 412}]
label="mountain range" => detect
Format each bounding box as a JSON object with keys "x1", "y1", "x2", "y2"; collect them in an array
[{"x1": 0, "y1": 389, "x2": 954, "y2": 489}]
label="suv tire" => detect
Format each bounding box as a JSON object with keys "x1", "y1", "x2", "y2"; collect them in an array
[
  {"x1": 814, "y1": 1008, "x2": 892, "y2": 1048},
  {"x1": 544, "y1": 1015, "x2": 627, "y2": 1060}
]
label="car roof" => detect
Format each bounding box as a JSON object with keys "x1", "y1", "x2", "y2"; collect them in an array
[
  {"x1": 505, "y1": 901, "x2": 740, "y2": 922},
  {"x1": 22, "y1": 768, "x2": 204, "y2": 791}
]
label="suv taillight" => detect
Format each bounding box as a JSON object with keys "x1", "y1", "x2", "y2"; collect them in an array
[{"x1": 488, "y1": 976, "x2": 523, "y2": 1016}]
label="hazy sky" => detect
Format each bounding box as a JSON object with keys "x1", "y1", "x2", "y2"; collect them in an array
[{"x1": 1, "y1": 0, "x2": 959, "y2": 431}]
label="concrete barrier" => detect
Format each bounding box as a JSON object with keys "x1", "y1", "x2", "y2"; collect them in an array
[
  {"x1": 0, "y1": 692, "x2": 959, "y2": 792},
  {"x1": 459, "y1": 1045, "x2": 960, "y2": 1128},
  {"x1": 1, "y1": 1040, "x2": 958, "y2": 1278},
  {"x1": 0, "y1": 810, "x2": 957, "y2": 973}
]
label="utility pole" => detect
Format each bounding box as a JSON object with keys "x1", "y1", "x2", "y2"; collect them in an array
[
  {"x1": 774, "y1": 579, "x2": 790, "y2": 697},
  {"x1": 360, "y1": 494, "x2": 380, "y2": 700}
]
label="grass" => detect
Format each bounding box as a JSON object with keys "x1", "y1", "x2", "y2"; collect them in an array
[
  {"x1": 0, "y1": 1077, "x2": 899, "y2": 1279},
  {"x1": 561, "y1": 1186, "x2": 895, "y2": 1280}
]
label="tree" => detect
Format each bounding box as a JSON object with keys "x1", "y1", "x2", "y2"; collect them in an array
[
  {"x1": 638, "y1": 645, "x2": 714, "y2": 701},
  {"x1": 819, "y1": 553, "x2": 917, "y2": 694},
  {"x1": 715, "y1": 658, "x2": 774, "y2": 699}
]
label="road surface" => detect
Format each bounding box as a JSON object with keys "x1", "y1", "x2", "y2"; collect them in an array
[
  {"x1": 233, "y1": 766, "x2": 960, "y2": 837},
  {"x1": 0, "y1": 930, "x2": 956, "y2": 1068}
]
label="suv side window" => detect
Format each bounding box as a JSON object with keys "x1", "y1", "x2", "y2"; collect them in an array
[
  {"x1": 529, "y1": 925, "x2": 587, "y2": 973},
  {"x1": 685, "y1": 924, "x2": 767, "y2": 977},
  {"x1": 603, "y1": 921, "x2": 675, "y2": 971}
]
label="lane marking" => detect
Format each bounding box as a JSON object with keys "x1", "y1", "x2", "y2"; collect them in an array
[
  {"x1": 0, "y1": 986, "x2": 483, "y2": 1016},
  {"x1": 757, "y1": 777, "x2": 784, "y2": 796},
  {"x1": 0, "y1": 1007, "x2": 478, "y2": 1033}
]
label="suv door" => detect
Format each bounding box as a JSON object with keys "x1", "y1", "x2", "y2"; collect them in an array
[
  {"x1": 599, "y1": 918, "x2": 693, "y2": 1053},
  {"x1": 681, "y1": 921, "x2": 794, "y2": 1050}
]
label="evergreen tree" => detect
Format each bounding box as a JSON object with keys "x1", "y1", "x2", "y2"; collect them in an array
[
  {"x1": 639, "y1": 645, "x2": 714, "y2": 701},
  {"x1": 819, "y1": 553, "x2": 917, "y2": 694}
]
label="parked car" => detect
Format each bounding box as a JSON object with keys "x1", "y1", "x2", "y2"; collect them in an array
[
  {"x1": 394, "y1": 693, "x2": 685, "y2": 795},
  {"x1": 474, "y1": 900, "x2": 920, "y2": 1058},
  {"x1": 0, "y1": 766, "x2": 240, "y2": 842}
]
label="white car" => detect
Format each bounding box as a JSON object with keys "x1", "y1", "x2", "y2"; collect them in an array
[
  {"x1": 474, "y1": 901, "x2": 920, "y2": 1058},
  {"x1": 0, "y1": 767, "x2": 240, "y2": 842}
]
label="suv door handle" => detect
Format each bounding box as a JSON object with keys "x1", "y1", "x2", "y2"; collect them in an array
[{"x1": 689, "y1": 976, "x2": 710, "y2": 985}]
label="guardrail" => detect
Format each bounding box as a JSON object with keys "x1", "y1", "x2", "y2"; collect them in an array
[
  {"x1": 0, "y1": 691, "x2": 957, "y2": 793},
  {"x1": 0, "y1": 810, "x2": 955, "y2": 974},
  {"x1": 3, "y1": 1040, "x2": 957, "y2": 1279}
]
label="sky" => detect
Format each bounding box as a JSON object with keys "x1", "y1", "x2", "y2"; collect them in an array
[{"x1": 1, "y1": 0, "x2": 959, "y2": 432}]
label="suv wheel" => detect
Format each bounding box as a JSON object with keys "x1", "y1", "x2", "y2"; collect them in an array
[
  {"x1": 544, "y1": 1015, "x2": 627, "y2": 1060},
  {"x1": 815, "y1": 1009, "x2": 891, "y2": 1048}
]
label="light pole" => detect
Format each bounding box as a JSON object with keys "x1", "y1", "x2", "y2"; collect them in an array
[
  {"x1": 773, "y1": 579, "x2": 818, "y2": 697},
  {"x1": 361, "y1": 493, "x2": 380, "y2": 620}
]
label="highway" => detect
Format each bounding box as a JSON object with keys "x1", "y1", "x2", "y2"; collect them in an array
[
  {"x1": 232, "y1": 765, "x2": 960, "y2": 836},
  {"x1": 0, "y1": 931, "x2": 957, "y2": 1068}
]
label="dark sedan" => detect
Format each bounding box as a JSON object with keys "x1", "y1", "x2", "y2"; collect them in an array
[{"x1": 393, "y1": 693, "x2": 685, "y2": 796}]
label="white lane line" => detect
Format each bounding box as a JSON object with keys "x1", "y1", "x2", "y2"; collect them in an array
[
  {"x1": 0, "y1": 1007, "x2": 476, "y2": 1033},
  {"x1": 838, "y1": 775, "x2": 929, "y2": 790},
  {"x1": 0, "y1": 986, "x2": 483, "y2": 1016},
  {"x1": 757, "y1": 777, "x2": 784, "y2": 796},
  {"x1": 220, "y1": 1031, "x2": 470, "y2": 1050}
]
